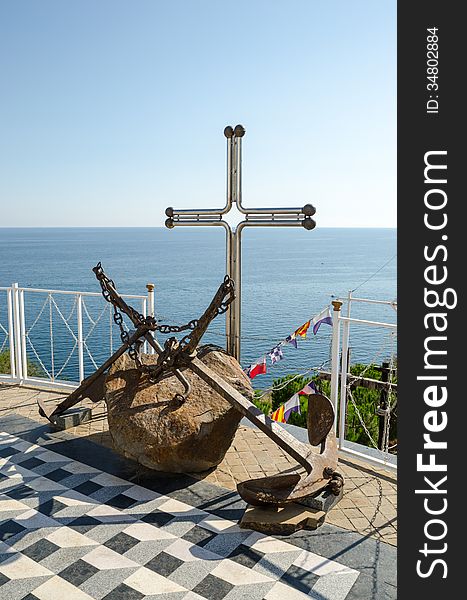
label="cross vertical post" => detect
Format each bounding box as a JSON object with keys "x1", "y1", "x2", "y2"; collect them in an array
[{"x1": 165, "y1": 125, "x2": 316, "y2": 362}]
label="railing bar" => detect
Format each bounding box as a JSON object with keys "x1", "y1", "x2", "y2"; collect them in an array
[
  {"x1": 340, "y1": 297, "x2": 397, "y2": 306},
  {"x1": 339, "y1": 316, "x2": 397, "y2": 329},
  {"x1": 18, "y1": 287, "x2": 145, "y2": 299},
  {"x1": 339, "y1": 444, "x2": 397, "y2": 470}
]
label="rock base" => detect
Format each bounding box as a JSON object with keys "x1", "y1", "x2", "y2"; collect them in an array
[
  {"x1": 104, "y1": 345, "x2": 254, "y2": 473},
  {"x1": 240, "y1": 504, "x2": 326, "y2": 535}
]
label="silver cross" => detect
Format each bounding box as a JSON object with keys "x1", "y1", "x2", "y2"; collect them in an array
[{"x1": 165, "y1": 125, "x2": 316, "y2": 361}]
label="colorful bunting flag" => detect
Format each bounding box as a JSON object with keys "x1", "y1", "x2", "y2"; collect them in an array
[
  {"x1": 243, "y1": 305, "x2": 333, "y2": 376},
  {"x1": 312, "y1": 308, "x2": 333, "y2": 335},
  {"x1": 246, "y1": 357, "x2": 267, "y2": 379},
  {"x1": 299, "y1": 380, "x2": 318, "y2": 395},
  {"x1": 268, "y1": 345, "x2": 284, "y2": 364},
  {"x1": 270, "y1": 393, "x2": 301, "y2": 423},
  {"x1": 294, "y1": 320, "x2": 311, "y2": 338},
  {"x1": 285, "y1": 334, "x2": 298, "y2": 348}
]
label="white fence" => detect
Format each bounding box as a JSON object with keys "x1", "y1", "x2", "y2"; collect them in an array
[
  {"x1": 0, "y1": 283, "x2": 154, "y2": 390},
  {"x1": 0, "y1": 282, "x2": 397, "y2": 470},
  {"x1": 329, "y1": 292, "x2": 397, "y2": 470}
]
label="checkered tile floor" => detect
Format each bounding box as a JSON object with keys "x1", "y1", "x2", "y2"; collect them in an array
[{"x1": 0, "y1": 430, "x2": 360, "y2": 600}]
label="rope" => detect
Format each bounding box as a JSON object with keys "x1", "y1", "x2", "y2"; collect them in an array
[
  {"x1": 82, "y1": 300, "x2": 108, "y2": 343},
  {"x1": 50, "y1": 296, "x2": 78, "y2": 342},
  {"x1": 23, "y1": 293, "x2": 80, "y2": 382},
  {"x1": 55, "y1": 340, "x2": 78, "y2": 379},
  {"x1": 81, "y1": 298, "x2": 112, "y2": 370},
  {"x1": 348, "y1": 330, "x2": 394, "y2": 381},
  {"x1": 64, "y1": 295, "x2": 78, "y2": 323},
  {"x1": 26, "y1": 336, "x2": 51, "y2": 379},
  {"x1": 350, "y1": 253, "x2": 397, "y2": 294},
  {"x1": 0, "y1": 333, "x2": 8, "y2": 353},
  {"x1": 26, "y1": 295, "x2": 49, "y2": 335},
  {"x1": 82, "y1": 299, "x2": 106, "y2": 328},
  {"x1": 44, "y1": 295, "x2": 79, "y2": 380},
  {"x1": 345, "y1": 330, "x2": 397, "y2": 462},
  {"x1": 255, "y1": 359, "x2": 331, "y2": 401}
]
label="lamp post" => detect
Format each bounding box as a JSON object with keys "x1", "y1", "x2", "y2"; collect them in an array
[{"x1": 165, "y1": 125, "x2": 316, "y2": 362}]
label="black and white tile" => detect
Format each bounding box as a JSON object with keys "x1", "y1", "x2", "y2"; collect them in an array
[{"x1": 0, "y1": 430, "x2": 361, "y2": 599}]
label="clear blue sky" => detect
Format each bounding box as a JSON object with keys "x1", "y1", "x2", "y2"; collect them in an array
[{"x1": 0, "y1": 1, "x2": 396, "y2": 228}]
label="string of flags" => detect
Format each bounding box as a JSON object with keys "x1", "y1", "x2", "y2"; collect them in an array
[
  {"x1": 270, "y1": 380, "x2": 319, "y2": 423},
  {"x1": 244, "y1": 306, "x2": 333, "y2": 380}
]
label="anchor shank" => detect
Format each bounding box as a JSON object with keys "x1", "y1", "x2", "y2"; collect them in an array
[{"x1": 188, "y1": 356, "x2": 314, "y2": 473}]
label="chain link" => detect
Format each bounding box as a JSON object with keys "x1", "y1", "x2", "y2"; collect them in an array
[{"x1": 93, "y1": 263, "x2": 234, "y2": 384}]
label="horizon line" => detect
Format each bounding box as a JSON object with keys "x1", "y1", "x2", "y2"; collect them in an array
[{"x1": 0, "y1": 225, "x2": 397, "y2": 230}]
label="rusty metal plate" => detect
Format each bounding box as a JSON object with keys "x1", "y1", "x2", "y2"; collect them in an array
[{"x1": 307, "y1": 393, "x2": 335, "y2": 447}]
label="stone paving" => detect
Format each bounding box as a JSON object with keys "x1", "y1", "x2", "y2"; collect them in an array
[{"x1": 0, "y1": 385, "x2": 397, "y2": 547}]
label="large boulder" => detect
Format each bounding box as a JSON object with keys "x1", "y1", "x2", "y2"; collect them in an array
[{"x1": 104, "y1": 345, "x2": 253, "y2": 473}]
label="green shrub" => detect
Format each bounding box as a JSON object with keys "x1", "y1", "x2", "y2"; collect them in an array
[
  {"x1": 252, "y1": 363, "x2": 397, "y2": 451},
  {"x1": 0, "y1": 349, "x2": 45, "y2": 378}
]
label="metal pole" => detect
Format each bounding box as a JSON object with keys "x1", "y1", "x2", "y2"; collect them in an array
[
  {"x1": 232, "y1": 228, "x2": 241, "y2": 360},
  {"x1": 146, "y1": 284, "x2": 155, "y2": 317},
  {"x1": 142, "y1": 298, "x2": 148, "y2": 354},
  {"x1": 7, "y1": 287, "x2": 16, "y2": 379},
  {"x1": 77, "y1": 294, "x2": 84, "y2": 382},
  {"x1": 146, "y1": 284, "x2": 155, "y2": 354},
  {"x1": 338, "y1": 291, "x2": 352, "y2": 447},
  {"x1": 330, "y1": 300, "x2": 342, "y2": 431},
  {"x1": 12, "y1": 284, "x2": 23, "y2": 382},
  {"x1": 377, "y1": 361, "x2": 390, "y2": 450},
  {"x1": 164, "y1": 125, "x2": 317, "y2": 363},
  {"x1": 226, "y1": 227, "x2": 234, "y2": 356},
  {"x1": 19, "y1": 289, "x2": 27, "y2": 381}
]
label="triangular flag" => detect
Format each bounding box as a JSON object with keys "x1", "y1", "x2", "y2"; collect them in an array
[
  {"x1": 312, "y1": 308, "x2": 333, "y2": 335},
  {"x1": 285, "y1": 334, "x2": 298, "y2": 348},
  {"x1": 299, "y1": 380, "x2": 318, "y2": 395},
  {"x1": 271, "y1": 393, "x2": 301, "y2": 423},
  {"x1": 294, "y1": 320, "x2": 311, "y2": 338},
  {"x1": 246, "y1": 357, "x2": 267, "y2": 379}
]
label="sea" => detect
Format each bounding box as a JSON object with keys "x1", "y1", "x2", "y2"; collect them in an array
[{"x1": 0, "y1": 227, "x2": 396, "y2": 388}]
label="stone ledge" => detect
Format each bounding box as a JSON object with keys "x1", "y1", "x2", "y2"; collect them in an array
[{"x1": 240, "y1": 503, "x2": 326, "y2": 535}]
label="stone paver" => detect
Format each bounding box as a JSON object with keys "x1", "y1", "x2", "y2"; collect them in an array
[{"x1": 0, "y1": 383, "x2": 397, "y2": 546}]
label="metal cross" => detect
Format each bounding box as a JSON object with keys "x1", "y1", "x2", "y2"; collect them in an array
[{"x1": 165, "y1": 125, "x2": 316, "y2": 361}]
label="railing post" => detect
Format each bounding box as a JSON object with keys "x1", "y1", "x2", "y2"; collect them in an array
[
  {"x1": 12, "y1": 283, "x2": 23, "y2": 382},
  {"x1": 6, "y1": 287, "x2": 16, "y2": 380},
  {"x1": 77, "y1": 294, "x2": 84, "y2": 382},
  {"x1": 19, "y1": 289, "x2": 27, "y2": 380},
  {"x1": 146, "y1": 283, "x2": 155, "y2": 354},
  {"x1": 330, "y1": 300, "x2": 342, "y2": 431},
  {"x1": 146, "y1": 283, "x2": 155, "y2": 317},
  {"x1": 338, "y1": 291, "x2": 352, "y2": 448},
  {"x1": 142, "y1": 297, "x2": 148, "y2": 354}
]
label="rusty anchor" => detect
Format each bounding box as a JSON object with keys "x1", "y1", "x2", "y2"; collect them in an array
[{"x1": 37, "y1": 264, "x2": 342, "y2": 507}]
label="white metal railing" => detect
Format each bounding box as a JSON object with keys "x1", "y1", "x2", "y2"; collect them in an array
[
  {"x1": 0, "y1": 283, "x2": 155, "y2": 390},
  {"x1": 329, "y1": 291, "x2": 397, "y2": 470},
  {"x1": 2, "y1": 281, "x2": 397, "y2": 471}
]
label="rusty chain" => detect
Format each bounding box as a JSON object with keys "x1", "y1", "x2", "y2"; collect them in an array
[{"x1": 93, "y1": 263, "x2": 234, "y2": 384}]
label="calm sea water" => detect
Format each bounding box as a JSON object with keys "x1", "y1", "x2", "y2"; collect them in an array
[{"x1": 0, "y1": 227, "x2": 396, "y2": 387}]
